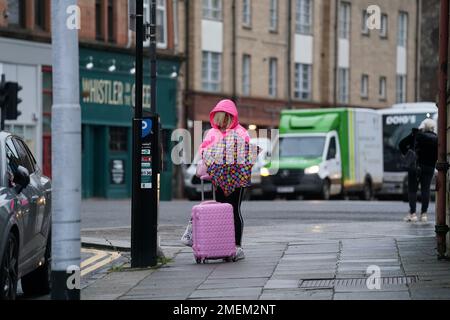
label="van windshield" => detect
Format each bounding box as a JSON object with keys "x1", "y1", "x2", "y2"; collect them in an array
[{"x1": 279, "y1": 136, "x2": 326, "y2": 158}]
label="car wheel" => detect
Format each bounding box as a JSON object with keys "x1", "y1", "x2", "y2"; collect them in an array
[
  {"x1": 321, "y1": 180, "x2": 331, "y2": 200},
  {"x1": 0, "y1": 232, "x2": 19, "y2": 300},
  {"x1": 361, "y1": 180, "x2": 373, "y2": 201},
  {"x1": 21, "y1": 235, "x2": 51, "y2": 296}
]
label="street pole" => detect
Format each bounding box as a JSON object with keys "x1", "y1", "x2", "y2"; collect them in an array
[
  {"x1": 50, "y1": 0, "x2": 81, "y2": 299},
  {"x1": 131, "y1": 0, "x2": 159, "y2": 268},
  {"x1": 0, "y1": 74, "x2": 6, "y2": 130},
  {"x1": 436, "y1": 0, "x2": 449, "y2": 259}
]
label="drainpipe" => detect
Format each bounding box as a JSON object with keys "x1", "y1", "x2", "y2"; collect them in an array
[
  {"x1": 232, "y1": 0, "x2": 237, "y2": 102},
  {"x1": 436, "y1": 0, "x2": 449, "y2": 259},
  {"x1": 333, "y1": 0, "x2": 339, "y2": 106},
  {"x1": 415, "y1": 0, "x2": 421, "y2": 101},
  {"x1": 287, "y1": 0, "x2": 293, "y2": 109},
  {"x1": 183, "y1": 0, "x2": 190, "y2": 130},
  {"x1": 126, "y1": 0, "x2": 133, "y2": 49}
]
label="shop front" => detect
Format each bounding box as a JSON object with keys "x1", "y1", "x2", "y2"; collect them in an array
[{"x1": 80, "y1": 48, "x2": 179, "y2": 200}]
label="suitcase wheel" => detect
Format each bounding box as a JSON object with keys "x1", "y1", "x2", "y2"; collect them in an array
[{"x1": 195, "y1": 258, "x2": 202, "y2": 264}]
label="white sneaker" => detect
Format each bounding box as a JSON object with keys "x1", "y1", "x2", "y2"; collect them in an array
[
  {"x1": 234, "y1": 247, "x2": 245, "y2": 261},
  {"x1": 420, "y1": 214, "x2": 428, "y2": 222},
  {"x1": 181, "y1": 221, "x2": 193, "y2": 247},
  {"x1": 404, "y1": 213, "x2": 418, "y2": 222}
]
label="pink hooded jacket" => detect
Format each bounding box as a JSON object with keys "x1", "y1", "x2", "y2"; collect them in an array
[{"x1": 199, "y1": 99, "x2": 250, "y2": 156}]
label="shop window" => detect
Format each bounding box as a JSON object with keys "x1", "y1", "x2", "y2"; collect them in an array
[
  {"x1": 6, "y1": 0, "x2": 26, "y2": 28},
  {"x1": 109, "y1": 127, "x2": 128, "y2": 152}
]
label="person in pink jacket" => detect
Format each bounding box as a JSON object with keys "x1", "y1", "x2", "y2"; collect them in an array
[{"x1": 183, "y1": 99, "x2": 249, "y2": 260}]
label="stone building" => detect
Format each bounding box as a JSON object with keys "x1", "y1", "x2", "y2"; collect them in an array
[{"x1": 184, "y1": 0, "x2": 420, "y2": 131}]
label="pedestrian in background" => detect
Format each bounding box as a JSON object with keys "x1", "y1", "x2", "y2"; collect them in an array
[{"x1": 399, "y1": 118, "x2": 438, "y2": 222}]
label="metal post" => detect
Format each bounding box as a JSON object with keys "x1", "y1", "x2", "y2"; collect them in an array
[
  {"x1": 436, "y1": 0, "x2": 449, "y2": 259},
  {"x1": 150, "y1": 0, "x2": 157, "y2": 115},
  {"x1": 0, "y1": 74, "x2": 5, "y2": 131},
  {"x1": 131, "y1": 0, "x2": 158, "y2": 268},
  {"x1": 50, "y1": 0, "x2": 81, "y2": 299}
]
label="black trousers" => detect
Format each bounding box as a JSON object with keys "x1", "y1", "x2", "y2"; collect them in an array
[
  {"x1": 215, "y1": 187, "x2": 245, "y2": 247},
  {"x1": 408, "y1": 165, "x2": 435, "y2": 214}
]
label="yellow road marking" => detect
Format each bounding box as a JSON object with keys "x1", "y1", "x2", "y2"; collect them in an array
[
  {"x1": 81, "y1": 251, "x2": 122, "y2": 277},
  {"x1": 80, "y1": 249, "x2": 108, "y2": 269}
]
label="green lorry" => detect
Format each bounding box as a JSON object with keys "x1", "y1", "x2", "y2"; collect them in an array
[{"x1": 261, "y1": 108, "x2": 383, "y2": 200}]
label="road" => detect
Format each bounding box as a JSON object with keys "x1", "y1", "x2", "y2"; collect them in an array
[
  {"x1": 81, "y1": 199, "x2": 436, "y2": 229},
  {"x1": 24, "y1": 199, "x2": 436, "y2": 300}
]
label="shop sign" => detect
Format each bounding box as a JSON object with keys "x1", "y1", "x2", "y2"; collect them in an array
[{"x1": 81, "y1": 77, "x2": 151, "y2": 108}]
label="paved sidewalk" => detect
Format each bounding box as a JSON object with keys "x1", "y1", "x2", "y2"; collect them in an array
[{"x1": 82, "y1": 221, "x2": 450, "y2": 300}]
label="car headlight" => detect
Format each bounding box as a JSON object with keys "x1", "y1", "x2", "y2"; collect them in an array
[
  {"x1": 260, "y1": 167, "x2": 270, "y2": 177},
  {"x1": 305, "y1": 165, "x2": 320, "y2": 175}
]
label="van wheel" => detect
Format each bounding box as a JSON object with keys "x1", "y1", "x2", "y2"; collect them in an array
[
  {"x1": 361, "y1": 180, "x2": 373, "y2": 201},
  {"x1": 321, "y1": 180, "x2": 331, "y2": 200},
  {"x1": 21, "y1": 235, "x2": 52, "y2": 296},
  {"x1": 0, "y1": 232, "x2": 18, "y2": 300}
]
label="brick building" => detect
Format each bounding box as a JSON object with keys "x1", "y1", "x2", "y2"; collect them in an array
[
  {"x1": 0, "y1": 0, "x2": 183, "y2": 200},
  {"x1": 184, "y1": 0, "x2": 420, "y2": 130}
]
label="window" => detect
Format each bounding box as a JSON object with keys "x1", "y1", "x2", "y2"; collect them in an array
[
  {"x1": 361, "y1": 74, "x2": 369, "y2": 98},
  {"x1": 7, "y1": 0, "x2": 26, "y2": 28},
  {"x1": 379, "y1": 76, "x2": 387, "y2": 100},
  {"x1": 12, "y1": 138, "x2": 35, "y2": 174},
  {"x1": 107, "y1": 0, "x2": 115, "y2": 43},
  {"x1": 269, "y1": 0, "x2": 278, "y2": 31},
  {"x1": 35, "y1": 0, "x2": 47, "y2": 30},
  {"x1": 294, "y1": 63, "x2": 312, "y2": 101},
  {"x1": 203, "y1": 0, "x2": 222, "y2": 20},
  {"x1": 398, "y1": 12, "x2": 408, "y2": 47},
  {"x1": 202, "y1": 51, "x2": 222, "y2": 92},
  {"x1": 242, "y1": 55, "x2": 251, "y2": 96},
  {"x1": 243, "y1": 0, "x2": 251, "y2": 27},
  {"x1": 109, "y1": 127, "x2": 128, "y2": 152},
  {"x1": 338, "y1": 68, "x2": 349, "y2": 103},
  {"x1": 296, "y1": 0, "x2": 312, "y2": 34},
  {"x1": 95, "y1": 0, "x2": 104, "y2": 41},
  {"x1": 6, "y1": 138, "x2": 21, "y2": 185},
  {"x1": 144, "y1": 0, "x2": 168, "y2": 48},
  {"x1": 361, "y1": 10, "x2": 369, "y2": 35},
  {"x1": 339, "y1": 2, "x2": 351, "y2": 39},
  {"x1": 269, "y1": 58, "x2": 278, "y2": 97},
  {"x1": 396, "y1": 75, "x2": 406, "y2": 103},
  {"x1": 380, "y1": 14, "x2": 388, "y2": 38},
  {"x1": 327, "y1": 137, "x2": 337, "y2": 160}
]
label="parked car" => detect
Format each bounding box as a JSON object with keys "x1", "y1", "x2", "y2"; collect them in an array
[
  {"x1": 0, "y1": 132, "x2": 52, "y2": 300},
  {"x1": 183, "y1": 137, "x2": 271, "y2": 200}
]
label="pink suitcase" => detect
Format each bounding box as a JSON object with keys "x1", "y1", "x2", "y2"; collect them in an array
[{"x1": 192, "y1": 177, "x2": 236, "y2": 264}]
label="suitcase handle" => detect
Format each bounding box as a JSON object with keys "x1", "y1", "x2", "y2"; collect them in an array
[{"x1": 201, "y1": 178, "x2": 216, "y2": 202}]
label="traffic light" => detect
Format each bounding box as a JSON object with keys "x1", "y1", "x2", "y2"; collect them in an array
[{"x1": 4, "y1": 82, "x2": 22, "y2": 120}]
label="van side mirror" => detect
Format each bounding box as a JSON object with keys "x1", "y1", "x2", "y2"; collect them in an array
[{"x1": 13, "y1": 166, "x2": 30, "y2": 193}]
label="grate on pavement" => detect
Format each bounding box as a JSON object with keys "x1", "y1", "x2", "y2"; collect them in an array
[{"x1": 299, "y1": 276, "x2": 419, "y2": 289}]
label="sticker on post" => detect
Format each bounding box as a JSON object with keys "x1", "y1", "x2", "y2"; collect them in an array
[{"x1": 141, "y1": 183, "x2": 152, "y2": 189}]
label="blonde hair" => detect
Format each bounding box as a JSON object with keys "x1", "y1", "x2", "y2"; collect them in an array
[
  {"x1": 213, "y1": 112, "x2": 233, "y2": 130},
  {"x1": 419, "y1": 118, "x2": 437, "y2": 133}
]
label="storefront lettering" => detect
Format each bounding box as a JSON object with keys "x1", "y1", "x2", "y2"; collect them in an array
[{"x1": 82, "y1": 77, "x2": 151, "y2": 108}]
